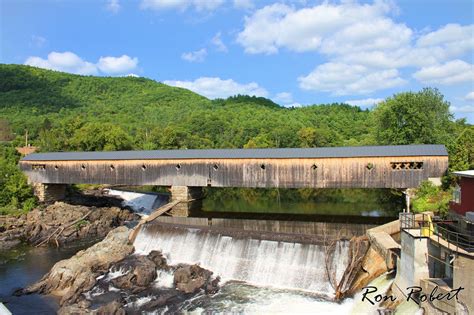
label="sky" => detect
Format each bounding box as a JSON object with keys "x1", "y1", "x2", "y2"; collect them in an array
[{"x1": 1, "y1": 0, "x2": 473, "y2": 122}]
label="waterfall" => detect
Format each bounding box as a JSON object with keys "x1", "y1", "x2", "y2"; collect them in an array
[
  {"x1": 134, "y1": 223, "x2": 350, "y2": 296},
  {"x1": 105, "y1": 189, "x2": 168, "y2": 215}
]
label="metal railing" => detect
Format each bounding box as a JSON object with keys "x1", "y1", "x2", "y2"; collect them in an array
[{"x1": 399, "y1": 212, "x2": 474, "y2": 253}]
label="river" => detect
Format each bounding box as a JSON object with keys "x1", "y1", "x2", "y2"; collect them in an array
[{"x1": 0, "y1": 188, "x2": 402, "y2": 314}]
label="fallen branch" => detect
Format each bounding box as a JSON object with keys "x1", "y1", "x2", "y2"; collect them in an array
[{"x1": 35, "y1": 210, "x2": 92, "y2": 247}]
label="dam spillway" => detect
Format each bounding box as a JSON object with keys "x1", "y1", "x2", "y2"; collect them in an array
[{"x1": 133, "y1": 222, "x2": 351, "y2": 296}]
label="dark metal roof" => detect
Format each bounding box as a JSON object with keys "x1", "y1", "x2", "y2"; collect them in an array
[{"x1": 21, "y1": 145, "x2": 448, "y2": 161}]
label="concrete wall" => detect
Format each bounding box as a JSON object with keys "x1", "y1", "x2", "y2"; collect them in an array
[
  {"x1": 453, "y1": 254, "x2": 474, "y2": 314},
  {"x1": 420, "y1": 278, "x2": 456, "y2": 314},
  {"x1": 153, "y1": 216, "x2": 375, "y2": 240},
  {"x1": 392, "y1": 230, "x2": 430, "y2": 299}
]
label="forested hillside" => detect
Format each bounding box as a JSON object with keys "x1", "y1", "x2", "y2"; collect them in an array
[
  {"x1": 0, "y1": 64, "x2": 472, "y2": 214},
  {"x1": 0, "y1": 64, "x2": 375, "y2": 151},
  {"x1": 3, "y1": 64, "x2": 471, "y2": 155}
]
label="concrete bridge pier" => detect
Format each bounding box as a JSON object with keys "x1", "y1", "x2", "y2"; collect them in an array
[
  {"x1": 169, "y1": 186, "x2": 203, "y2": 217},
  {"x1": 32, "y1": 183, "x2": 67, "y2": 203}
]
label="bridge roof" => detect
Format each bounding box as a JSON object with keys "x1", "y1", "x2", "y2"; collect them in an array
[{"x1": 21, "y1": 144, "x2": 447, "y2": 161}]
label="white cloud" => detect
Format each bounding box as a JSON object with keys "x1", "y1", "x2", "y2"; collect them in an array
[
  {"x1": 233, "y1": 0, "x2": 254, "y2": 10},
  {"x1": 273, "y1": 92, "x2": 293, "y2": 104},
  {"x1": 24, "y1": 51, "x2": 138, "y2": 75},
  {"x1": 30, "y1": 35, "x2": 46, "y2": 48},
  {"x1": 236, "y1": 1, "x2": 405, "y2": 55},
  {"x1": 181, "y1": 48, "x2": 207, "y2": 63},
  {"x1": 164, "y1": 77, "x2": 268, "y2": 99},
  {"x1": 413, "y1": 60, "x2": 474, "y2": 85},
  {"x1": 465, "y1": 91, "x2": 474, "y2": 101},
  {"x1": 417, "y1": 24, "x2": 474, "y2": 51},
  {"x1": 236, "y1": 2, "x2": 473, "y2": 96},
  {"x1": 451, "y1": 105, "x2": 474, "y2": 113},
  {"x1": 140, "y1": 0, "x2": 224, "y2": 11},
  {"x1": 211, "y1": 32, "x2": 228, "y2": 52},
  {"x1": 299, "y1": 62, "x2": 406, "y2": 95},
  {"x1": 97, "y1": 55, "x2": 138, "y2": 74},
  {"x1": 25, "y1": 52, "x2": 98, "y2": 75},
  {"x1": 106, "y1": 0, "x2": 121, "y2": 13},
  {"x1": 345, "y1": 98, "x2": 384, "y2": 108}
]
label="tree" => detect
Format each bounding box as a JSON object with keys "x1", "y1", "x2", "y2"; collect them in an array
[
  {"x1": 70, "y1": 123, "x2": 132, "y2": 151},
  {"x1": 243, "y1": 134, "x2": 276, "y2": 148},
  {"x1": 297, "y1": 127, "x2": 338, "y2": 147},
  {"x1": 0, "y1": 119, "x2": 14, "y2": 141},
  {"x1": 373, "y1": 88, "x2": 454, "y2": 145},
  {"x1": 0, "y1": 144, "x2": 36, "y2": 214}
]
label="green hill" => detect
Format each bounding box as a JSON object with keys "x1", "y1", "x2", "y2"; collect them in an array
[{"x1": 0, "y1": 64, "x2": 372, "y2": 151}]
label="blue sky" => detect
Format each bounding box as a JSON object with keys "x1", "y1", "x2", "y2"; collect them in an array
[{"x1": 1, "y1": 0, "x2": 473, "y2": 122}]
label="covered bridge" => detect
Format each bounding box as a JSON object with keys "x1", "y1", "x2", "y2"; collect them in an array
[{"x1": 20, "y1": 145, "x2": 448, "y2": 193}]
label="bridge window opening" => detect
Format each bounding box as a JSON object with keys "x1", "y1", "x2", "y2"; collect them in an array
[
  {"x1": 110, "y1": 165, "x2": 115, "y2": 171},
  {"x1": 141, "y1": 164, "x2": 147, "y2": 171},
  {"x1": 311, "y1": 164, "x2": 318, "y2": 170},
  {"x1": 260, "y1": 164, "x2": 266, "y2": 170},
  {"x1": 390, "y1": 162, "x2": 423, "y2": 170},
  {"x1": 81, "y1": 164, "x2": 86, "y2": 170},
  {"x1": 31, "y1": 164, "x2": 46, "y2": 170},
  {"x1": 213, "y1": 164, "x2": 219, "y2": 171},
  {"x1": 366, "y1": 163, "x2": 374, "y2": 170},
  {"x1": 176, "y1": 164, "x2": 181, "y2": 170}
]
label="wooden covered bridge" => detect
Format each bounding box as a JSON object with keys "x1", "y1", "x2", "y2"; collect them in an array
[{"x1": 20, "y1": 144, "x2": 448, "y2": 212}]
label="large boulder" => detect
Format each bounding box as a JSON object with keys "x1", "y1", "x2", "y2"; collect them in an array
[
  {"x1": 173, "y1": 264, "x2": 218, "y2": 294},
  {"x1": 23, "y1": 226, "x2": 134, "y2": 305},
  {"x1": 111, "y1": 255, "x2": 157, "y2": 292}
]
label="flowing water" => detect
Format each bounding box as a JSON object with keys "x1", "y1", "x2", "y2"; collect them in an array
[
  {"x1": 132, "y1": 224, "x2": 397, "y2": 314},
  {"x1": 0, "y1": 188, "x2": 402, "y2": 314},
  {"x1": 134, "y1": 224, "x2": 349, "y2": 296}
]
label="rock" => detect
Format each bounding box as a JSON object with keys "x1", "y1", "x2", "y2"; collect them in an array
[
  {"x1": 0, "y1": 238, "x2": 21, "y2": 250},
  {"x1": 0, "y1": 201, "x2": 137, "y2": 248},
  {"x1": 57, "y1": 304, "x2": 90, "y2": 315},
  {"x1": 23, "y1": 226, "x2": 134, "y2": 305},
  {"x1": 174, "y1": 264, "x2": 215, "y2": 294},
  {"x1": 147, "y1": 250, "x2": 169, "y2": 270},
  {"x1": 96, "y1": 300, "x2": 125, "y2": 315},
  {"x1": 111, "y1": 255, "x2": 157, "y2": 292}
]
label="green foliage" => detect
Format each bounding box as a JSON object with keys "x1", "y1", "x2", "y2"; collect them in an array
[
  {"x1": 412, "y1": 181, "x2": 451, "y2": 215},
  {"x1": 0, "y1": 64, "x2": 472, "y2": 217},
  {"x1": 373, "y1": 88, "x2": 454, "y2": 145},
  {"x1": 74, "y1": 219, "x2": 89, "y2": 229},
  {"x1": 0, "y1": 144, "x2": 37, "y2": 215},
  {"x1": 70, "y1": 122, "x2": 133, "y2": 151},
  {"x1": 0, "y1": 65, "x2": 383, "y2": 151}
]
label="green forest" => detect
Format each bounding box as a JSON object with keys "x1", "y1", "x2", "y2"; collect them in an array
[{"x1": 1, "y1": 64, "x2": 473, "y2": 215}]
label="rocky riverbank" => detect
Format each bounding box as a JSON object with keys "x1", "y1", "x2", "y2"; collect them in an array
[
  {"x1": 18, "y1": 226, "x2": 220, "y2": 314},
  {"x1": 0, "y1": 192, "x2": 138, "y2": 250}
]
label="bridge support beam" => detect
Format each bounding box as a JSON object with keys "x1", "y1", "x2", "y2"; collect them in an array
[
  {"x1": 32, "y1": 183, "x2": 67, "y2": 203},
  {"x1": 169, "y1": 186, "x2": 203, "y2": 217}
]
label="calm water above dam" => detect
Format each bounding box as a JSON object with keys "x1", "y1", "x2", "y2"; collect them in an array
[{"x1": 0, "y1": 188, "x2": 401, "y2": 314}]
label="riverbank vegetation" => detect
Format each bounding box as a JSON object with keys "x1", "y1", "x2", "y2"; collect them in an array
[
  {"x1": 0, "y1": 142, "x2": 36, "y2": 215},
  {"x1": 0, "y1": 64, "x2": 473, "y2": 215}
]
